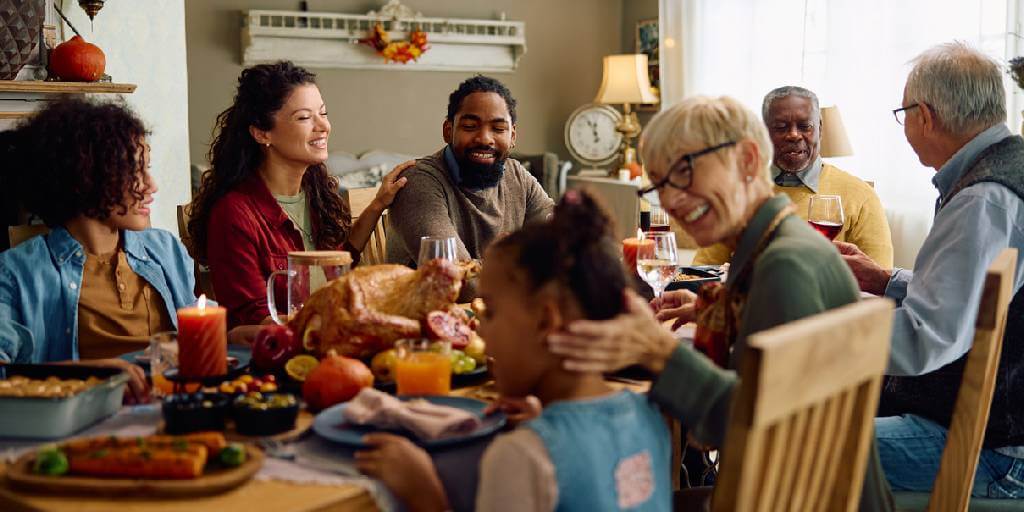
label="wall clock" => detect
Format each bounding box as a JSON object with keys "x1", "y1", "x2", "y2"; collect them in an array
[{"x1": 564, "y1": 103, "x2": 623, "y2": 169}]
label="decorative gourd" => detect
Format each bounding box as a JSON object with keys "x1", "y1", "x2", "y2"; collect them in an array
[{"x1": 49, "y1": 35, "x2": 105, "y2": 82}]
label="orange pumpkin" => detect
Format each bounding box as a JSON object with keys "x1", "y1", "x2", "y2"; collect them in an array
[
  {"x1": 49, "y1": 35, "x2": 105, "y2": 82},
  {"x1": 302, "y1": 351, "x2": 374, "y2": 411}
]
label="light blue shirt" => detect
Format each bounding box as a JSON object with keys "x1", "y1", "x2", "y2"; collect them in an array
[
  {"x1": 884, "y1": 124, "x2": 1024, "y2": 378},
  {"x1": 0, "y1": 227, "x2": 197, "y2": 363},
  {"x1": 771, "y1": 157, "x2": 823, "y2": 192}
]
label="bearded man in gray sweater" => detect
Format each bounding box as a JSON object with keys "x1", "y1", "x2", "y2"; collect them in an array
[{"x1": 386, "y1": 76, "x2": 554, "y2": 299}]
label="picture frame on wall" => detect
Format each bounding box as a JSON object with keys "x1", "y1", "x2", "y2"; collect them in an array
[{"x1": 635, "y1": 18, "x2": 660, "y2": 110}]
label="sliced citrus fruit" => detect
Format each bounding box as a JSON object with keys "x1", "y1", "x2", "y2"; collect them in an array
[{"x1": 285, "y1": 354, "x2": 320, "y2": 382}]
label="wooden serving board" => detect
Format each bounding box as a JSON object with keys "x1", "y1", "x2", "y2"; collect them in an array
[{"x1": 5, "y1": 445, "x2": 264, "y2": 498}]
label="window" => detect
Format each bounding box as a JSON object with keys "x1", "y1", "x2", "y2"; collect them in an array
[{"x1": 671, "y1": 0, "x2": 1019, "y2": 209}]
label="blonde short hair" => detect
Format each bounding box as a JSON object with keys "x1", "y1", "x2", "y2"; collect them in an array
[{"x1": 640, "y1": 95, "x2": 773, "y2": 185}]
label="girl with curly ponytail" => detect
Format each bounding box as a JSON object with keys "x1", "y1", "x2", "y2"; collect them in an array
[
  {"x1": 356, "y1": 189, "x2": 673, "y2": 512},
  {"x1": 188, "y1": 61, "x2": 411, "y2": 327}
]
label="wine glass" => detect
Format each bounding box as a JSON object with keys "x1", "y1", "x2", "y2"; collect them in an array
[
  {"x1": 650, "y1": 205, "x2": 671, "y2": 232},
  {"x1": 807, "y1": 195, "x2": 844, "y2": 240},
  {"x1": 418, "y1": 236, "x2": 458, "y2": 267},
  {"x1": 636, "y1": 231, "x2": 678, "y2": 299}
]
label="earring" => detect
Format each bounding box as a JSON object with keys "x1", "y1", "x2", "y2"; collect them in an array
[
  {"x1": 264, "y1": 143, "x2": 270, "y2": 148},
  {"x1": 745, "y1": 175, "x2": 753, "y2": 183}
]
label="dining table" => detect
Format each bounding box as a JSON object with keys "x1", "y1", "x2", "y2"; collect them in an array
[{"x1": 0, "y1": 322, "x2": 690, "y2": 512}]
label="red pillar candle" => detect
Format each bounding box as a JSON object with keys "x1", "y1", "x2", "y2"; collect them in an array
[
  {"x1": 177, "y1": 295, "x2": 228, "y2": 378},
  {"x1": 623, "y1": 237, "x2": 655, "y2": 273}
]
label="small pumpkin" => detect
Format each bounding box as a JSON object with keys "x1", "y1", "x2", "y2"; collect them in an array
[
  {"x1": 302, "y1": 350, "x2": 374, "y2": 411},
  {"x1": 49, "y1": 35, "x2": 105, "y2": 82}
]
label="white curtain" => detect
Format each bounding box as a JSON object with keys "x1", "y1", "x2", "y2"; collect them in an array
[{"x1": 661, "y1": 0, "x2": 1020, "y2": 211}]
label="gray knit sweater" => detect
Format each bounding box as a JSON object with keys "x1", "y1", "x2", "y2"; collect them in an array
[{"x1": 385, "y1": 148, "x2": 554, "y2": 298}]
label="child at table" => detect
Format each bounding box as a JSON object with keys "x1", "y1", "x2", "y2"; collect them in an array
[
  {"x1": 0, "y1": 98, "x2": 196, "y2": 401},
  {"x1": 355, "y1": 189, "x2": 671, "y2": 511}
]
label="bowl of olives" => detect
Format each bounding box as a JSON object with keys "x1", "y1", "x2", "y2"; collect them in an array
[
  {"x1": 162, "y1": 392, "x2": 231, "y2": 434},
  {"x1": 231, "y1": 392, "x2": 299, "y2": 436}
]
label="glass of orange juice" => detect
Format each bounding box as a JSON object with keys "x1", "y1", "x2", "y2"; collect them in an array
[{"x1": 394, "y1": 339, "x2": 452, "y2": 396}]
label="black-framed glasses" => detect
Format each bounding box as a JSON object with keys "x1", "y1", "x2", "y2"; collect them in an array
[
  {"x1": 637, "y1": 141, "x2": 737, "y2": 196},
  {"x1": 893, "y1": 103, "x2": 920, "y2": 125}
]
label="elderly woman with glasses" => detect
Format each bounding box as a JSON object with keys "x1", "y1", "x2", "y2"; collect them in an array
[{"x1": 546, "y1": 95, "x2": 893, "y2": 509}]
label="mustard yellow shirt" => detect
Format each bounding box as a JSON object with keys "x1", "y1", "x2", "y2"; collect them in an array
[
  {"x1": 692, "y1": 163, "x2": 894, "y2": 268},
  {"x1": 77, "y1": 249, "x2": 174, "y2": 359}
]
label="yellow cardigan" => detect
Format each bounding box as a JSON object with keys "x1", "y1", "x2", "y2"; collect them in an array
[{"x1": 692, "y1": 163, "x2": 894, "y2": 268}]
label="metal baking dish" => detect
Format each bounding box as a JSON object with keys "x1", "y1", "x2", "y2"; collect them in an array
[{"x1": 0, "y1": 364, "x2": 128, "y2": 440}]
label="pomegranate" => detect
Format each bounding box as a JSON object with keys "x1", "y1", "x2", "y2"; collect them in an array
[
  {"x1": 424, "y1": 310, "x2": 473, "y2": 349},
  {"x1": 302, "y1": 351, "x2": 374, "y2": 411}
]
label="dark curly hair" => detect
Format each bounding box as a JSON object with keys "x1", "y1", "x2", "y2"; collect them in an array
[
  {"x1": 2, "y1": 98, "x2": 147, "y2": 227},
  {"x1": 492, "y1": 188, "x2": 626, "y2": 320},
  {"x1": 187, "y1": 61, "x2": 351, "y2": 260},
  {"x1": 446, "y1": 75, "x2": 517, "y2": 124}
]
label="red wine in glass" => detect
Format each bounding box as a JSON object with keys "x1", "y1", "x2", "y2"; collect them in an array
[
  {"x1": 809, "y1": 220, "x2": 842, "y2": 240},
  {"x1": 649, "y1": 223, "x2": 671, "y2": 232},
  {"x1": 808, "y1": 195, "x2": 844, "y2": 241}
]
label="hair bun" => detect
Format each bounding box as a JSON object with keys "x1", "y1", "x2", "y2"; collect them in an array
[{"x1": 551, "y1": 188, "x2": 615, "y2": 250}]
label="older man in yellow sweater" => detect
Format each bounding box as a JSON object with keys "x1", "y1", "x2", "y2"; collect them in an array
[{"x1": 692, "y1": 86, "x2": 893, "y2": 267}]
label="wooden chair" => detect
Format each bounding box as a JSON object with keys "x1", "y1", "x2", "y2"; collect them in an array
[
  {"x1": 176, "y1": 204, "x2": 216, "y2": 300},
  {"x1": 7, "y1": 224, "x2": 49, "y2": 249},
  {"x1": 708, "y1": 298, "x2": 895, "y2": 512},
  {"x1": 344, "y1": 186, "x2": 388, "y2": 265},
  {"x1": 893, "y1": 248, "x2": 1018, "y2": 512}
]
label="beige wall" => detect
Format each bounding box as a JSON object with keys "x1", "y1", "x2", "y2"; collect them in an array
[{"x1": 185, "y1": 0, "x2": 626, "y2": 165}]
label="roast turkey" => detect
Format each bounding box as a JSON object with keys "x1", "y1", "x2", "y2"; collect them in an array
[{"x1": 288, "y1": 259, "x2": 479, "y2": 359}]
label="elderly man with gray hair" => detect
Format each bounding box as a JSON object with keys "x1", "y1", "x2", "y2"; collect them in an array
[
  {"x1": 839, "y1": 42, "x2": 1024, "y2": 498},
  {"x1": 694, "y1": 85, "x2": 893, "y2": 267}
]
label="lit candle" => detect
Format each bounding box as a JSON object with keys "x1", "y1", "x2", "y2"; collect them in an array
[
  {"x1": 177, "y1": 295, "x2": 228, "y2": 378},
  {"x1": 622, "y1": 229, "x2": 655, "y2": 273}
]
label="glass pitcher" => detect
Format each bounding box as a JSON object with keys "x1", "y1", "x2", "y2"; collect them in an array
[{"x1": 266, "y1": 251, "x2": 352, "y2": 325}]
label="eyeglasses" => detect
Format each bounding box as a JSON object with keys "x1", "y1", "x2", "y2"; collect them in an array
[
  {"x1": 637, "y1": 141, "x2": 737, "y2": 196},
  {"x1": 892, "y1": 103, "x2": 920, "y2": 125}
]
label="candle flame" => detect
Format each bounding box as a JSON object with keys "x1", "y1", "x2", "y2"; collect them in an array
[
  {"x1": 637, "y1": 228, "x2": 643, "y2": 239},
  {"x1": 198, "y1": 294, "x2": 207, "y2": 311}
]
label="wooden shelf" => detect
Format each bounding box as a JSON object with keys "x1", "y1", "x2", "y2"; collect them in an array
[
  {"x1": 0, "y1": 81, "x2": 136, "y2": 94},
  {"x1": 0, "y1": 112, "x2": 32, "y2": 120}
]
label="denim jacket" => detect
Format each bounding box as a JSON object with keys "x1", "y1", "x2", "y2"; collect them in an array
[{"x1": 0, "y1": 227, "x2": 196, "y2": 363}]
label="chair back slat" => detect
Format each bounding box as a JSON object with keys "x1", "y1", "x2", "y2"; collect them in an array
[
  {"x1": 346, "y1": 186, "x2": 379, "y2": 218},
  {"x1": 177, "y1": 203, "x2": 216, "y2": 300},
  {"x1": 927, "y1": 248, "x2": 1016, "y2": 512},
  {"x1": 7, "y1": 224, "x2": 49, "y2": 249},
  {"x1": 712, "y1": 299, "x2": 894, "y2": 512}
]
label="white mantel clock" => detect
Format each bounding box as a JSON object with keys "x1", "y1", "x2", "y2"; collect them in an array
[{"x1": 564, "y1": 104, "x2": 623, "y2": 174}]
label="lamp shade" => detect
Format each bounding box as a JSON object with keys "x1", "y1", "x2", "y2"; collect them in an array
[
  {"x1": 595, "y1": 54, "x2": 659, "y2": 105},
  {"x1": 820, "y1": 105, "x2": 853, "y2": 158}
]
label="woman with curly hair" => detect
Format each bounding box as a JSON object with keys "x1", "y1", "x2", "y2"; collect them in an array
[
  {"x1": 0, "y1": 98, "x2": 197, "y2": 401},
  {"x1": 188, "y1": 61, "x2": 410, "y2": 327}
]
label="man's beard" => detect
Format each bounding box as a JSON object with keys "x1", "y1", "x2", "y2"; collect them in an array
[{"x1": 455, "y1": 147, "x2": 507, "y2": 189}]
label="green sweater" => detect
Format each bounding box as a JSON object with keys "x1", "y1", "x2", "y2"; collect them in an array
[{"x1": 650, "y1": 194, "x2": 893, "y2": 511}]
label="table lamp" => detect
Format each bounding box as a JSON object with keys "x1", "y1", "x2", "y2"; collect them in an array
[
  {"x1": 595, "y1": 54, "x2": 659, "y2": 177},
  {"x1": 820, "y1": 105, "x2": 853, "y2": 158}
]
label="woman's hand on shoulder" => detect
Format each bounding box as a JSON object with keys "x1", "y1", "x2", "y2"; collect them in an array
[
  {"x1": 372, "y1": 160, "x2": 415, "y2": 209},
  {"x1": 356, "y1": 433, "x2": 449, "y2": 512},
  {"x1": 546, "y1": 290, "x2": 679, "y2": 375}
]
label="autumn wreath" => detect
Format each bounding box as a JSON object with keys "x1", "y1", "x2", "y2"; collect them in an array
[{"x1": 359, "y1": 22, "x2": 429, "y2": 64}]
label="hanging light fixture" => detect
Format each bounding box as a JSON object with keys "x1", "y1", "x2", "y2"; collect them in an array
[{"x1": 78, "y1": 0, "x2": 104, "y2": 26}]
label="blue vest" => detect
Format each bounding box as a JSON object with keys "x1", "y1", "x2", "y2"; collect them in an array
[{"x1": 526, "y1": 391, "x2": 671, "y2": 511}]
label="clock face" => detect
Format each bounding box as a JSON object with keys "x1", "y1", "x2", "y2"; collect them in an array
[{"x1": 565, "y1": 105, "x2": 622, "y2": 166}]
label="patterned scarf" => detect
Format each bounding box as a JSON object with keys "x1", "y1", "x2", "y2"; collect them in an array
[{"x1": 693, "y1": 204, "x2": 798, "y2": 367}]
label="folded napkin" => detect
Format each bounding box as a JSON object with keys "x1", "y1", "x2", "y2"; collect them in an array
[{"x1": 342, "y1": 388, "x2": 482, "y2": 440}]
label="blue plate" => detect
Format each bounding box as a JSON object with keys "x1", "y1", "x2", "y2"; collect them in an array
[
  {"x1": 118, "y1": 345, "x2": 252, "y2": 375},
  {"x1": 312, "y1": 395, "x2": 506, "y2": 449}
]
